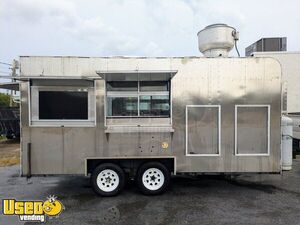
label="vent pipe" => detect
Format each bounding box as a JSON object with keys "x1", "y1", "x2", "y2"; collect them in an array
[{"x1": 197, "y1": 23, "x2": 239, "y2": 57}]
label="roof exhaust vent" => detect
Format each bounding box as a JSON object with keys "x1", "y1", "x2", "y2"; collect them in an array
[{"x1": 197, "y1": 23, "x2": 239, "y2": 57}]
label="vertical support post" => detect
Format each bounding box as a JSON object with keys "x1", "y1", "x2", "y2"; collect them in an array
[{"x1": 27, "y1": 143, "x2": 31, "y2": 178}]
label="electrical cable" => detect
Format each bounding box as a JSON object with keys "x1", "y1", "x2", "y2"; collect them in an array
[
  {"x1": 0, "y1": 61, "x2": 12, "y2": 66},
  {"x1": 0, "y1": 70, "x2": 10, "y2": 73},
  {"x1": 234, "y1": 40, "x2": 240, "y2": 57}
]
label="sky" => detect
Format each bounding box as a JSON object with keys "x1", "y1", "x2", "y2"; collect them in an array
[{"x1": 0, "y1": 0, "x2": 300, "y2": 77}]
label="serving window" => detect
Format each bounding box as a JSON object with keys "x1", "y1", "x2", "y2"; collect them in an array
[
  {"x1": 30, "y1": 80, "x2": 95, "y2": 127},
  {"x1": 98, "y1": 70, "x2": 177, "y2": 129},
  {"x1": 106, "y1": 81, "x2": 170, "y2": 118}
]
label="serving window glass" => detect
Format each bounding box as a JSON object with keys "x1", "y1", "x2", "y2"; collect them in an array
[
  {"x1": 39, "y1": 91, "x2": 88, "y2": 120},
  {"x1": 106, "y1": 96, "x2": 138, "y2": 116},
  {"x1": 139, "y1": 95, "x2": 170, "y2": 116}
]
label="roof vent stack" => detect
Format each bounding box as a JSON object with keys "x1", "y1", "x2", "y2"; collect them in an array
[{"x1": 197, "y1": 23, "x2": 239, "y2": 57}]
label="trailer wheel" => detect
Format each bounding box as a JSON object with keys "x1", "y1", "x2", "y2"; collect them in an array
[
  {"x1": 91, "y1": 163, "x2": 125, "y2": 197},
  {"x1": 137, "y1": 162, "x2": 170, "y2": 195}
]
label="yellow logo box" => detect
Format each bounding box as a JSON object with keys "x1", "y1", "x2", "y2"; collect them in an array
[{"x1": 2, "y1": 196, "x2": 64, "y2": 223}]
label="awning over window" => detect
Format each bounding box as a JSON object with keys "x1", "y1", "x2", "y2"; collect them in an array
[
  {"x1": 0, "y1": 82, "x2": 19, "y2": 91},
  {"x1": 96, "y1": 70, "x2": 178, "y2": 81}
]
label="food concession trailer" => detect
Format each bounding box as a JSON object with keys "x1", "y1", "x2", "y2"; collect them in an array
[{"x1": 3, "y1": 24, "x2": 289, "y2": 196}]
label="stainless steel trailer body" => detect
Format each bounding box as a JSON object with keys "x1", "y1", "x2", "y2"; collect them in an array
[{"x1": 18, "y1": 56, "x2": 282, "y2": 179}]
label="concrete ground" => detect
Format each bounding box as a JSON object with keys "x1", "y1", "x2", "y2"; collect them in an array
[{"x1": 0, "y1": 142, "x2": 300, "y2": 224}]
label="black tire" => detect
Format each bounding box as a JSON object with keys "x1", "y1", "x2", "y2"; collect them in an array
[
  {"x1": 136, "y1": 162, "x2": 170, "y2": 195},
  {"x1": 91, "y1": 163, "x2": 125, "y2": 197}
]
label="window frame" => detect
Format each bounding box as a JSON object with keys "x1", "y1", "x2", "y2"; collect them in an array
[
  {"x1": 105, "y1": 81, "x2": 171, "y2": 118},
  {"x1": 29, "y1": 83, "x2": 96, "y2": 127},
  {"x1": 234, "y1": 104, "x2": 270, "y2": 156},
  {"x1": 185, "y1": 105, "x2": 221, "y2": 157}
]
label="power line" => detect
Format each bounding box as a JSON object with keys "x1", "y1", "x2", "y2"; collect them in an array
[
  {"x1": 0, "y1": 70, "x2": 11, "y2": 74},
  {"x1": 0, "y1": 61, "x2": 12, "y2": 66}
]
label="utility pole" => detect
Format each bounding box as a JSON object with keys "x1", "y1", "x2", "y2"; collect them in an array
[{"x1": 9, "y1": 60, "x2": 19, "y2": 107}]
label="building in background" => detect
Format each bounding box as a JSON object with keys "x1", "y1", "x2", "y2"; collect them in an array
[
  {"x1": 246, "y1": 37, "x2": 300, "y2": 154},
  {"x1": 246, "y1": 37, "x2": 287, "y2": 56}
]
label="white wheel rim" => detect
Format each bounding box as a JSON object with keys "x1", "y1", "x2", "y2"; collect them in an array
[
  {"x1": 96, "y1": 169, "x2": 120, "y2": 192},
  {"x1": 142, "y1": 168, "x2": 165, "y2": 191}
]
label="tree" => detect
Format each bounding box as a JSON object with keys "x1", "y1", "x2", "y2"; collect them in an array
[{"x1": 0, "y1": 93, "x2": 10, "y2": 107}]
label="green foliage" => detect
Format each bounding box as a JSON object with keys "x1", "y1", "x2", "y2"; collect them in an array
[{"x1": 0, "y1": 93, "x2": 10, "y2": 106}]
